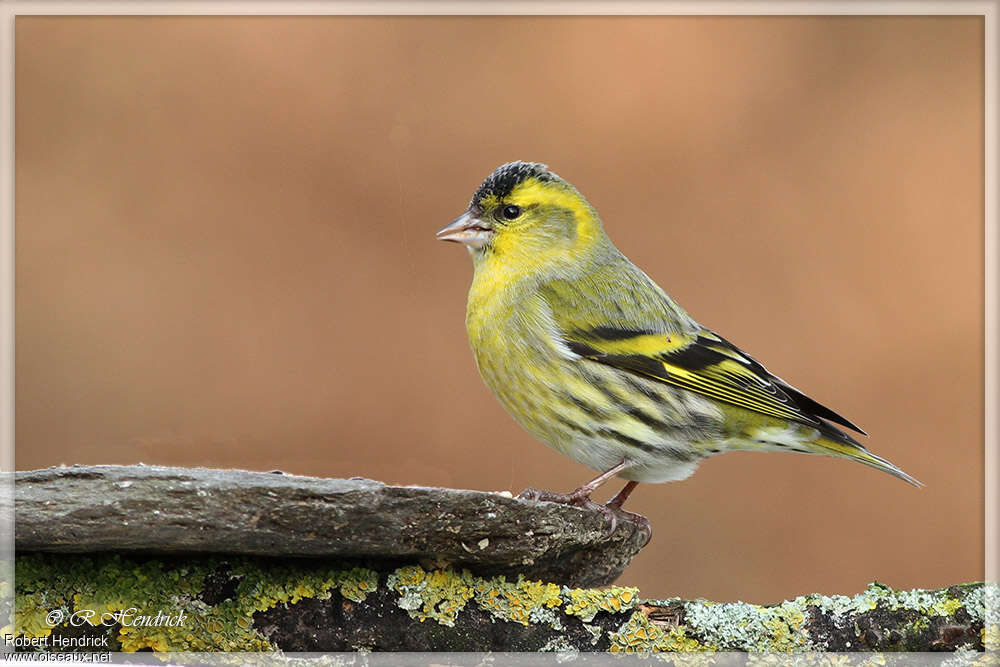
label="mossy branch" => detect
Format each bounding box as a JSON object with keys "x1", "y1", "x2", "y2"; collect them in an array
[
  {"x1": 10, "y1": 553, "x2": 994, "y2": 654},
  {"x1": 7, "y1": 466, "x2": 995, "y2": 655}
]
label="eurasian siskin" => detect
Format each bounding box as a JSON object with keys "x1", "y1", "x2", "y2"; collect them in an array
[{"x1": 437, "y1": 161, "x2": 919, "y2": 526}]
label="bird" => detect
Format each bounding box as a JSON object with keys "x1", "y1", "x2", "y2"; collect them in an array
[{"x1": 437, "y1": 161, "x2": 920, "y2": 534}]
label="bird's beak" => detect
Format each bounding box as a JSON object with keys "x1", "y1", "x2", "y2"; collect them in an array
[{"x1": 436, "y1": 211, "x2": 493, "y2": 250}]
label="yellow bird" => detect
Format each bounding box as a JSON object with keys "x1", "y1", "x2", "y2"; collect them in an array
[{"x1": 438, "y1": 161, "x2": 919, "y2": 531}]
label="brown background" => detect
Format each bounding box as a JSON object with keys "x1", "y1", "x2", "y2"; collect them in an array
[{"x1": 15, "y1": 16, "x2": 983, "y2": 603}]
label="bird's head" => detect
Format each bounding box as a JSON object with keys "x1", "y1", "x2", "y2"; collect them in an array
[{"x1": 437, "y1": 161, "x2": 609, "y2": 275}]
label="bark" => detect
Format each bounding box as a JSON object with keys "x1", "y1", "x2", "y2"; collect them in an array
[
  {"x1": 7, "y1": 466, "x2": 993, "y2": 655},
  {"x1": 10, "y1": 465, "x2": 648, "y2": 588},
  {"x1": 11, "y1": 553, "x2": 990, "y2": 654}
]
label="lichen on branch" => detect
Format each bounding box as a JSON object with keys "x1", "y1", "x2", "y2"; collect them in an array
[{"x1": 9, "y1": 553, "x2": 993, "y2": 654}]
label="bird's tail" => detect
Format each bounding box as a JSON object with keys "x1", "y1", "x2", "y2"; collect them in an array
[{"x1": 813, "y1": 436, "x2": 923, "y2": 487}]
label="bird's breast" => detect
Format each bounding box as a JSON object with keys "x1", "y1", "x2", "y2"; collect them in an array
[{"x1": 465, "y1": 283, "x2": 567, "y2": 417}]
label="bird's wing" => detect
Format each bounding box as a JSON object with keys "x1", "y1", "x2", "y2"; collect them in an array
[
  {"x1": 538, "y1": 267, "x2": 865, "y2": 436},
  {"x1": 562, "y1": 325, "x2": 865, "y2": 435}
]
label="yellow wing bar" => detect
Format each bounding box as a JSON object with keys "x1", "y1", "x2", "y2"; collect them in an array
[{"x1": 566, "y1": 328, "x2": 820, "y2": 426}]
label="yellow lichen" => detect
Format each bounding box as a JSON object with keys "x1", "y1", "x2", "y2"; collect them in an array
[
  {"x1": 386, "y1": 566, "x2": 476, "y2": 627},
  {"x1": 117, "y1": 626, "x2": 170, "y2": 653},
  {"x1": 12, "y1": 553, "x2": 378, "y2": 651},
  {"x1": 563, "y1": 585, "x2": 640, "y2": 622},
  {"x1": 930, "y1": 596, "x2": 964, "y2": 617},
  {"x1": 473, "y1": 575, "x2": 563, "y2": 626},
  {"x1": 12, "y1": 591, "x2": 60, "y2": 640},
  {"x1": 608, "y1": 609, "x2": 715, "y2": 655},
  {"x1": 760, "y1": 602, "x2": 808, "y2": 652},
  {"x1": 15, "y1": 554, "x2": 990, "y2": 654},
  {"x1": 386, "y1": 566, "x2": 638, "y2": 632},
  {"x1": 682, "y1": 598, "x2": 811, "y2": 652},
  {"x1": 339, "y1": 569, "x2": 378, "y2": 603}
]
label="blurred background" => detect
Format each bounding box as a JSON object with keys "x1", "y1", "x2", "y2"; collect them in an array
[{"x1": 15, "y1": 16, "x2": 983, "y2": 603}]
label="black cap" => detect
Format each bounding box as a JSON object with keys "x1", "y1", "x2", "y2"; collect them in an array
[{"x1": 471, "y1": 161, "x2": 557, "y2": 210}]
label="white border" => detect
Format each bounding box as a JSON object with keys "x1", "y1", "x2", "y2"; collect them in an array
[
  {"x1": 984, "y1": 0, "x2": 998, "y2": 596},
  {"x1": 1, "y1": 0, "x2": 995, "y2": 653},
  {"x1": 0, "y1": 1, "x2": 996, "y2": 13}
]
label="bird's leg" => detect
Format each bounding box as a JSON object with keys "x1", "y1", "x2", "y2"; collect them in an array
[
  {"x1": 567, "y1": 460, "x2": 631, "y2": 503},
  {"x1": 519, "y1": 462, "x2": 651, "y2": 542},
  {"x1": 606, "y1": 480, "x2": 639, "y2": 510},
  {"x1": 605, "y1": 480, "x2": 652, "y2": 544}
]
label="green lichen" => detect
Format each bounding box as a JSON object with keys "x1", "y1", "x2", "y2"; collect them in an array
[
  {"x1": 13, "y1": 554, "x2": 378, "y2": 651},
  {"x1": 473, "y1": 574, "x2": 563, "y2": 628},
  {"x1": 608, "y1": 609, "x2": 715, "y2": 655},
  {"x1": 908, "y1": 615, "x2": 930, "y2": 633},
  {"x1": 338, "y1": 568, "x2": 378, "y2": 603},
  {"x1": 963, "y1": 583, "x2": 990, "y2": 624},
  {"x1": 582, "y1": 622, "x2": 604, "y2": 645},
  {"x1": 933, "y1": 596, "x2": 965, "y2": 617},
  {"x1": 562, "y1": 585, "x2": 638, "y2": 622},
  {"x1": 384, "y1": 565, "x2": 635, "y2": 631},
  {"x1": 682, "y1": 598, "x2": 810, "y2": 652},
  {"x1": 15, "y1": 553, "x2": 223, "y2": 650},
  {"x1": 232, "y1": 560, "x2": 377, "y2": 611},
  {"x1": 386, "y1": 566, "x2": 476, "y2": 627},
  {"x1": 804, "y1": 581, "x2": 980, "y2": 621},
  {"x1": 14, "y1": 555, "x2": 990, "y2": 654},
  {"x1": 13, "y1": 589, "x2": 60, "y2": 640},
  {"x1": 783, "y1": 582, "x2": 987, "y2": 652}
]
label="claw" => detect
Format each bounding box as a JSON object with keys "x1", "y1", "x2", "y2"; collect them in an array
[
  {"x1": 517, "y1": 487, "x2": 547, "y2": 501},
  {"x1": 517, "y1": 488, "x2": 576, "y2": 503},
  {"x1": 610, "y1": 507, "x2": 652, "y2": 546},
  {"x1": 606, "y1": 508, "x2": 618, "y2": 533}
]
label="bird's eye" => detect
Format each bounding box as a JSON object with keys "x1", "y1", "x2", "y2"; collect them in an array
[{"x1": 499, "y1": 204, "x2": 522, "y2": 221}]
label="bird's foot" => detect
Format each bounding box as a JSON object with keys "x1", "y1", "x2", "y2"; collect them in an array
[
  {"x1": 602, "y1": 505, "x2": 653, "y2": 546},
  {"x1": 517, "y1": 488, "x2": 652, "y2": 544}
]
